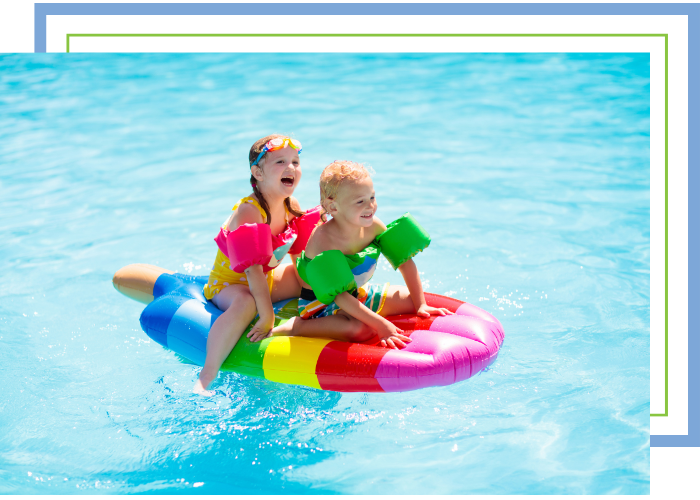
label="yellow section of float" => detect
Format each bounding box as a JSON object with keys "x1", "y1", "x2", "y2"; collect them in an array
[{"x1": 262, "y1": 337, "x2": 332, "y2": 389}]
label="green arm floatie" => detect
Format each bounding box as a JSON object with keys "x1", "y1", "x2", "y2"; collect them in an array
[
  {"x1": 300, "y1": 250, "x2": 357, "y2": 305},
  {"x1": 296, "y1": 252, "x2": 311, "y2": 285},
  {"x1": 375, "y1": 213, "x2": 431, "y2": 270}
]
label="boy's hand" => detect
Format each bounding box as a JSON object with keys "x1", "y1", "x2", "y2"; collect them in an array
[
  {"x1": 416, "y1": 304, "x2": 454, "y2": 318},
  {"x1": 247, "y1": 313, "x2": 275, "y2": 342},
  {"x1": 376, "y1": 320, "x2": 412, "y2": 349}
]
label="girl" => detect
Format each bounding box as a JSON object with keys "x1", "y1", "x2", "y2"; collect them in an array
[
  {"x1": 271, "y1": 160, "x2": 453, "y2": 348},
  {"x1": 193, "y1": 135, "x2": 322, "y2": 395}
]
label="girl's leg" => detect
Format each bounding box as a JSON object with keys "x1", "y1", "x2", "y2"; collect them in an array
[
  {"x1": 193, "y1": 284, "x2": 257, "y2": 394},
  {"x1": 376, "y1": 285, "x2": 416, "y2": 317},
  {"x1": 270, "y1": 262, "x2": 302, "y2": 302}
]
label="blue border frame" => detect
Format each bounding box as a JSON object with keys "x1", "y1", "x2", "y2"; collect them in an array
[{"x1": 34, "y1": 3, "x2": 700, "y2": 446}]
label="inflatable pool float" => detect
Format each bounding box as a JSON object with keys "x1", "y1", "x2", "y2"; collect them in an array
[{"x1": 113, "y1": 263, "x2": 505, "y2": 392}]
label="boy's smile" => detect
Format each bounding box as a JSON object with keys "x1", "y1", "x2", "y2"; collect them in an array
[{"x1": 331, "y1": 176, "x2": 377, "y2": 227}]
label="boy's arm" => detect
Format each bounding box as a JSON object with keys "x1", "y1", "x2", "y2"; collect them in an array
[
  {"x1": 334, "y1": 292, "x2": 412, "y2": 349},
  {"x1": 398, "y1": 258, "x2": 454, "y2": 317},
  {"x1": 375, "y1": 218, "x2": 428, "y2": 312},
  {"x1": 397, "y1": 258, "x2": 427, "y2": 312},
  {"x1": 288, "y1": 252, "x2": 305, "y2": 288},
  {"x1": 372, "y1": 217, "x2": 387, "y2": 237},
  {"x1": 245, "y1": 264, "x2": 276, "y2": 342}
]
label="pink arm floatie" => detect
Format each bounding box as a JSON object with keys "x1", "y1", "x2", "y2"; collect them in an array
[
  {"x1": 288, "y1": 205, "x2": 323, "y2": 255},
  {"x1": 214, "y1": 223, "x2": 273, "y2": 273}
]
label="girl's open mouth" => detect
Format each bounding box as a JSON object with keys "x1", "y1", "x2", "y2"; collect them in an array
[
  {"x1": 361, "y1": 213, "x2": 373, "y2": 219},
  {"x1": 281, "y1": 176, "x2": 294, "y2": 187}
]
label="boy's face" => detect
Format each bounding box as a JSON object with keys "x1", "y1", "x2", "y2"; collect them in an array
[
  {"x1": 253, "y1": 146, "x2": 301, "y2": 199},
  {"x1": 331, "y1": 176, "x2": 376, "y2": 227}
]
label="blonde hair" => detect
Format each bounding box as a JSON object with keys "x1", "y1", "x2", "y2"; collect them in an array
[{"x1": 319, "y1": 160, "x2": 372, "y2": 217}]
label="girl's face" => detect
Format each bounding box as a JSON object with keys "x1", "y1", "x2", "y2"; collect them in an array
[
  {"x1": 329, "y1": 176, "x2": 376, "y2": 228},
  {"x1": 252, "y1": 146, "x2": 301, "y2": 198}
]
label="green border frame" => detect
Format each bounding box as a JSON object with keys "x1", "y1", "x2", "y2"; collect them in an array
[
  {"x1": 66, "y1": 33, "x2": 688, "y2": 418},
  {"x1": 651, "y1": 52, "x2": 688, "y2": 418},
  {"x1": 66, "y1": 33, "x2": 668, "y2": 52}
]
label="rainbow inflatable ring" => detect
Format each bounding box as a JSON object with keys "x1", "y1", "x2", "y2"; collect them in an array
[{"x1": 113, "y1": 264, "x2": 505, "y2": 392}]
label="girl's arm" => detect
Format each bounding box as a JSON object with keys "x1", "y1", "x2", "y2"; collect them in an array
[
  {"x1": 245, "y1": 264, "x2": 276, "y2": 342},
  {"x1": 398, "y1": 258, "x2": 453, "y2": 317},
  {"x1": 288, "y1": 252, "x2": 306, "y2": 288},
  {"x1": 334, "y1": 292, "x2": 412, "y2": 349},
  {"x1": 223, "y1": 200, "x2": 275, "y2": 343}
]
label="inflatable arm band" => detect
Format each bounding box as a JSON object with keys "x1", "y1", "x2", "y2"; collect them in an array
[
  {"x1": 304, "y1": 250, "x2": 357, "y2": 305},
  {"x1": 376, "y1": 213, "x2": 431, "y2": 270},
  {"x1": 296, "y1": 252, "x2": 311, "y2": 285},
  {"x1": 216, "y1": 223, "x2": 273, "y2": 273},
  {"x1": 289, "y1": 205, "x2": 323, "y2": 255}
]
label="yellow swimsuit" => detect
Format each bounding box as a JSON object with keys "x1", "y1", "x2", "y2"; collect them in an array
[{"x1": 202, "y1": 197, "x2": 286, "y2": 300}]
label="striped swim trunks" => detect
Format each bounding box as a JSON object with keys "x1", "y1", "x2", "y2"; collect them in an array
[{"x1": 297, "y1": 282, "x2": 390, "y2": 319}]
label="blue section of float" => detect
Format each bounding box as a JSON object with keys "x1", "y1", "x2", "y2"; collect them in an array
[
  {"x1": 165, "y1": 299, "x2": 223, "y2": 366},
  {"x1": 139, "y1": 293, "x2": 189, "y2": 348},
  {"x1": 140, "y1": 275, "x2": 298, "y2": 366},
  {"x1": 153, "y1": 272, "x2": 208, "y2": 300},
  {"x1": 141, "y1": 273, "x2": 211, "y2": 348}
]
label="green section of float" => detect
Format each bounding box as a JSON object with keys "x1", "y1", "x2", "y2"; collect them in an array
[{"x1": 220, "y1": 298, "x2": 300, "y2": 377}]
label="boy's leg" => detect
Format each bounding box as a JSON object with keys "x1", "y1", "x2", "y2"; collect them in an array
[
  {"x1": 373, "y1": 284, "x2": 416, "y2": 317},
  {"x1": 194, "y1": 284, "x2": 257, "y2": 394},
  {"x1": 274, "y1": 283, "x2": 413, "y2": 340},
  {"x1": 271, "y1": 311, "x2": 374, "y2": 343}
]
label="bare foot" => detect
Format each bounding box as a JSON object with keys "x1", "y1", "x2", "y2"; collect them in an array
[
  {"x1": 192, "y1": 377, "x2": 215, "y2": 397},
  {"x1": 270, "y1": 317, "x2": 297, "y2": 337}
]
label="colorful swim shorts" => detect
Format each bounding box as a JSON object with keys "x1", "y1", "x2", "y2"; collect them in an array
[{"x1": 297, "y1": 282, "x2": 389, "y2": 319}]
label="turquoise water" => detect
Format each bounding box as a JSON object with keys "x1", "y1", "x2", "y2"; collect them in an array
[{"x1": 0, "y1": 53, "x2": 649, "y2": 494}]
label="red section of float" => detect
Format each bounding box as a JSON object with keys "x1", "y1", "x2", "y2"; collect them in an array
[
  {"x1": 424, "y1": 293, "x2": 463, "y2": 312},
  {"x1": 315, "y1": 341, "x2": 388, "y2": 392},
  {"x1": 387, "y1": 315, "x2": 435, "y2": 333}
]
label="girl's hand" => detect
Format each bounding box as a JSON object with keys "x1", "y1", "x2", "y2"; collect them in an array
[
  {"x1": 377, "y1": 321, "x2": 412, "y2": 350},
  {"x1": 416, "y1": 304, "x2": 455, "y2": 318},
  {"x1": 247, "y1": 313, "x2": 275, "y2": 342}
]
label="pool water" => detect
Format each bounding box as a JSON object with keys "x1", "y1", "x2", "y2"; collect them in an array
[{"x1": 0, "y1": 53, "x2": 649, "y2": 494}]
